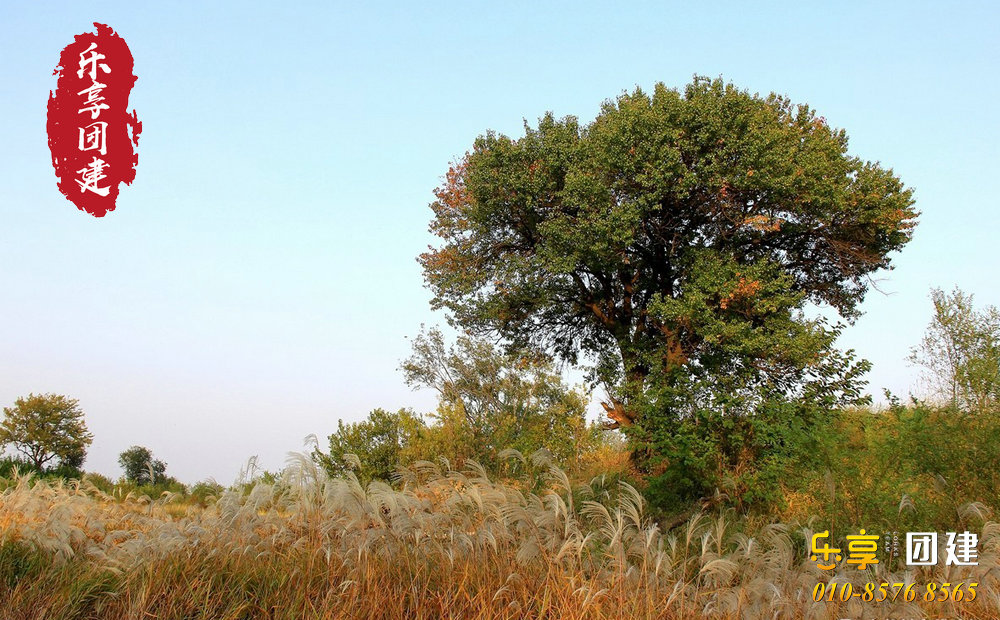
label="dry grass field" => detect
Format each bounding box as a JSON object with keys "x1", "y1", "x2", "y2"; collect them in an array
[{"x1": 1, "y1": 452, "x2": 999, "y2": 619}]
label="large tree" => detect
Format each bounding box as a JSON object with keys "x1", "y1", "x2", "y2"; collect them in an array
[
  {"x1": 0, "y1": 393, "x2": 94, "y2": 470},
  {"x1": 420, "y1": 77, "x2": 917, "y2": 428}
]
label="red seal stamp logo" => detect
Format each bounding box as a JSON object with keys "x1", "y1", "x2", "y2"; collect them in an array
[{"x1": 47, "y1": 22, "x2": 141, "y2": 217}]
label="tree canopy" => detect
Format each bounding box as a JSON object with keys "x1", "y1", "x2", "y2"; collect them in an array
[
  {"x1": 318, "y1": 328, "x2": 601, "y2": 481},
  {"x1": 0, "y1": 393, "x2": 93, "y2": 471},
  {"x1": 420, "y1": 77, "x2": 917, "y2": 427},
  {"x1": 317, "y1": 408, "x2": 421, "y2": 482},
  {"x1": 118, "y1": 445, "x2": 168, "y2": 485},
  {"x1": 401, "y1": 326, "x2": 596, "y2": 465},
  {"x1": 909, "y1": 287, "x2": 1000, "y2": 411}
]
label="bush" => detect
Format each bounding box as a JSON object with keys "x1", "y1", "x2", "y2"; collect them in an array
[
  {"x1": 0, "y1": 456, "x2": 39, "y2": 479},
  {"x1": 0, "y1": 455, "x2": 83, "y2": 484},
  {"x1": 782, "y1": 402, "x2": 1000, "y2": 531},
  {"x1": 82, "y1": 472, "x2": 116, "y2": 494},
  {"x1": 639, "y1": 397, "x2": 831, "y2": 515},
  {"x1": 188, "y1": 480, "x2": 225, "y2": 506},
  {"x1": 317, "y1": 408, "x2": 422, "y2": 483}
]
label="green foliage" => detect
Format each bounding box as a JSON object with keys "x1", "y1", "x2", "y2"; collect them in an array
[
  {"x1": 104, "y1": 475, "x2": 187, "y2": 501},
  {"x1": 909, "y1": 287, "x2": 1000, "y2": 411},
  {"x1": 420, "y1": 76, "x2": 917, "y2": 433},
  {"x1": 129, "y1": 477, "x2": 187, "y2": 498},
  {"x1": 317, "y1": 408, "x2": 422, "y2": 483},
  {"x1": 775, "y1": 402, "x2": 1000, "y2": 532},
  {"x1": 0, "y1": 456, "x2": 87, "y2": 487},
  {"x1": 188, "y1": 479, "x2": 225, "y2": 506},
  {"x1": 117, "y1": 445, "x2": 168, "y2": 485},
  {"x1": 633, "y1": 313, "x2": 871, "y2": 515},
  {"x1": 0, "y1": 540, "x2": 50, "y2": 590},
  {"x1": 318, "y1": 328, "x2": 605, "y2": 481},
  {"x1": 417, "y1": 76, "x2": 916, "y2": 517},
  {"x1": 634, "y1": 399, "x2": 1000, "y2": 530},
  {"x1": 82, "y1": 472, "x2": 116, "y2": 494},
  {"x1": 0, "y1": 393, "x2": 93, "y2": 471},
  {"x1": 0, "y1": 456, "x2": 43, "y2": 484},
  {"x1": 640, "y1": 397, "x2": 835, "y2": 514},
  {"x1": 400, "y1": 327, "x2": 600, "y2": 469}
]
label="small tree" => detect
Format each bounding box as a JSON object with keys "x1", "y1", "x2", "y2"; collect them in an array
[
  {"x1": 909, "y1": 287, "x2": 1000, "y2": 411},
  {"x1": 0, "y1": 393, "x2": 93, "y2": 471},
  {"x1": 118, "y1": 445, "x2": 167, "y2": 484},
  {"x1": 317, "y1": 408, "x2": 423, "y2": 482},
  {"x1": 401, "y1": 326, "x2": 597, "y2": 466}
]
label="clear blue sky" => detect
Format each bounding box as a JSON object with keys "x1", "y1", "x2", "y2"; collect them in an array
[{"x1": 2, "y1": 1, "x2": 998, "y2": 483}]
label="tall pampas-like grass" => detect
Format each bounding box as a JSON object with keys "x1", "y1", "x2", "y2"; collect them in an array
[{"x1": 0, "y1": 453, "x2": 998, "y2": 619}]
